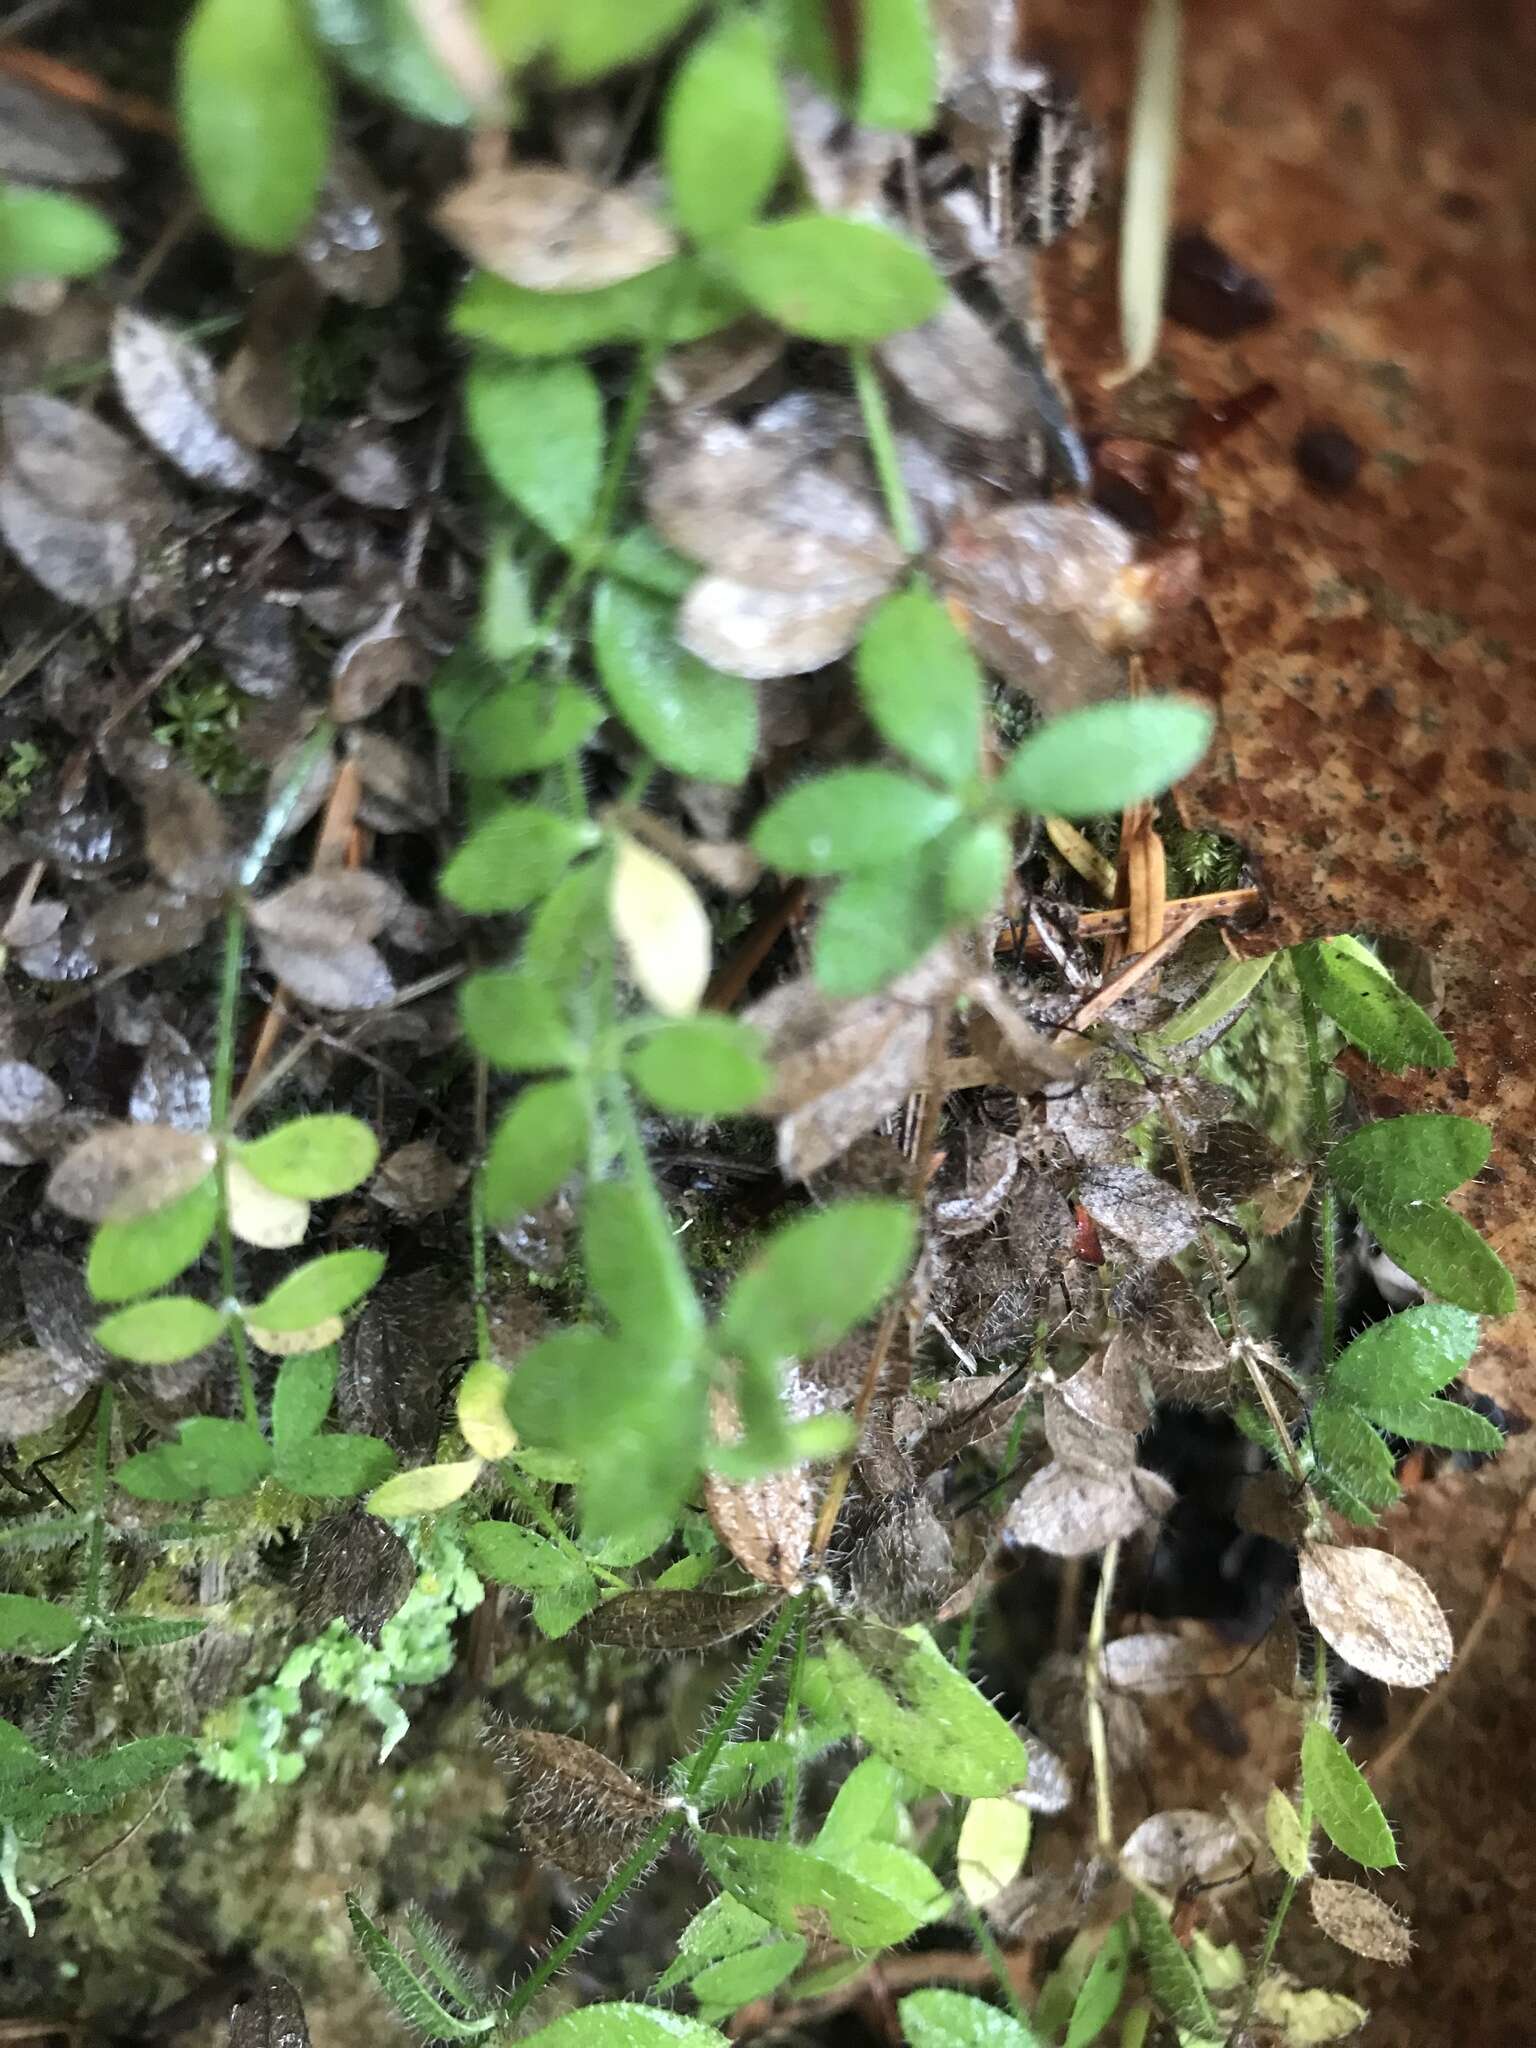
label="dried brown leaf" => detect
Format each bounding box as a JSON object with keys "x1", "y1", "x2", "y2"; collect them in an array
[
  {"x1": 1076, "y1": 1165, "x2": 1198, "y2": 1263},
  {"x1": 1106, "y1": 1265, "x2": 1227, "y2": 1401},
  {"x1": 848, "y1": 1489, "x2": 955, "y2": 1625},
  {"x1": 1101, "y1": 1631, "x2": 1211, "y2": 1694},
  {"x1": 964, "y1": 980, "x2": 1085, "y2": 1095},
  {"x1": 1005, "y1": 1458, "x2": 1174, "y2": 1557},
  {"x1": 80, "y1": 886, "x2": 213, "y2": 968},
  {"x1": 1310, "y1": 1878, "x2": 1413, "y2": 1965},
  {"x1": 346, "y1": 729, "x2": 444, "y2": 831},
  {"x1": 1121, "y1": 1808, "x2": 1247, "y2": 1890},
  {"x1": 259, "y1": 936, "x2": 395, "y2": 1010},
  {"x1": 1176, "y1": 1118, "x2": 1310, "y2": 1232},
  {"x1": 21, "y1": 1250, "x2": 113, "y2": 1383},
  {"x1": 1, "y1": 898, "x2": 67, "y2": 951},
  {"x1": 1043, "y1": 1383, "x2": 1137, "y2": 1474},
  {"x1": 370, "y1": 1140, "x2": 467, "y2": 1218},
  {"x1": 573, "y1": 1588, "x2": 782, "y2": 1651},
  {"x1": 1298, "y1": 1542, "x2": 1452, "y2": 1689},
  {"x1": 111, "y1": 308, "x2": 265, "y2": 493},
  {"x1": 1236, "y1": 1471, "x2": 1309, "y2": 1546},
  {"x1": 308, "y1": 421, "x2": 413, "y2": 510},
  {"x1": 297, "y1": 1509, "x2": 414, "y2": 1645},
  {"x1": 0, "y1": 471, "x2": 138, "y2": 607},
  {"x1": 329, "y1": 611, "x2": 425, "y2": 721},
  {"x1": 1044, "y1": 1074, "x2": 1153, "y2": 1166},
  {"x1": 1060, "y1": 1343, "x2": 1152, "y2": 1436},
  {"x1": 129, "y1": 1028, "x2": 211, "y2": 1132},
  {"x1": 0, "y1": 1342, "x2": 101, "y2": 1439},
  {"x1": 704, "y1": 1388, "x2": 815, "y2": 1591},
  {"x1": 657, "y1": 320, "x2": 784, "y2": 410},
  {"x1": 228, "y1": 1976, "x2": 311, "y2": 2048},
  {"x1": 501, "y1": 1726, "x2": 664, "y2": 1881},
  {"x1": 211, "y1": 596, "x2": 300, "y2": 700},
  {"x1": 436, "y1": 167, "x2": 676, "y2": 291},
  {"x1": 0, "y1": 75, "x2": 123, "y2": 184},
  {"x1": 251, "y1": 870, "x2": 402, "y2": 950},
  {"x1": 2, "y1": 393, "x2": 171, "y2": 525},
  {"x1": 679, "y1": 572, "x2": 891, "y2": 681},
  {"x1": 299, "y1": 147, "x2": 401, "y2": 307},
  {"x1": 339, "y1": 1272, "x2": 470, "y2": 1460},
  {"x1": 1029, "y1": 1648, "x2": 1146, "y2": 1766},
  {"x1": 907, "y1": 1372, "x2": 1029, "y2": 1477},
  {"x1": 140, "y1": 763, "x2": 231, "y2": 896},
  {"x1": 46, "y1": 1123, "x2": 216, "y2": 1224},
  {"x1": 932, "y1": 1135, "x2": 1019, "y2": 1239},
  {"x1": 878, "y1": 293, "x2": 1038, "y2": 439}
]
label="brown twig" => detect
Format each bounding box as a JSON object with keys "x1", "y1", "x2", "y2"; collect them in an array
[
  {"x1": 0, "y1": 44, "x2": 174, "y2": 135},
  {"x1": 1063, "y1": 903, "x2": 1213, "y2": 1033},
  {"x1": 996, "y1": 886, "x2": 1262, "y2": 956},
  {"x1": 705, "y1": 880, "x2": 807, "y2": 1011}
]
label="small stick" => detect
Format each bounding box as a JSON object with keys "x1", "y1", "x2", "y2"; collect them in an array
[
  {"x1": 995, "y1": 887, "x2": 1262, "y2": 955},
  {"x1": 0, "y1": 44, "x2": 174, "y2": 134},
  {"x1": 1064, "y1": 904, "x2": 1212, "y2": 1033}
]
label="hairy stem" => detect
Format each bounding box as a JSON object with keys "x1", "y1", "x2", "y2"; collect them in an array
[
  {"x1": 42, "y1": 1386, "x2": 114, "y2": 1754},
  {"x1": 777, "y1": 1604, "x2": 810, "y2": 1843},
  {"x1": 1298, "y1": 984, "x2": 1338, "y2": 1369},
  {"x1": 964, "y1": 1899, "x2": 1030, "y2": 2028},
  {"x1": 851, "y1": 344, "x2": 921, "y2": 556}
]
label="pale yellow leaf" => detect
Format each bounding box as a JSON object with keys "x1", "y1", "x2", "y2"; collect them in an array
[{"x1": 610, "y1": 833, "x2": 711, "y2": 1018}]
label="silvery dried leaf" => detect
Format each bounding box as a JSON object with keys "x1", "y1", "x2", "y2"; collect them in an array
[
  {"x1": 21, "y1": 1250, "x2": 114, "y2": 1382},
  {"x1": 1059, "y1": 1342, "x2": 1152, "y2": 1436},
  {"x1": 308, "y1": 421, "x2": 413, "y2": 510},
  {"x1": 339, "y1": 1271, "x2": 469, "y2": 1459},
  {"x1": 784, "y1": 76, "x2": 904, "y2": 214},
  {"x1": 46, "y1": 1122, "x2": 215, "y2": 1224},
  {"x1": 228, "y1": 1976, "x2": 311, "y2": 2048},
  {"x1": 299, "y1": 146, "x2": 401, "y2": 307},
  {"x1": 1121, "y1": 1808, "x2": 1247, "y2": 1890},
  {"x1": 80, "y1": 886, "x2": 213, "y2": 968},
  {"x1": 111, "y1": 308, "x2": 265, "y2": 493},
  {"x1": 436, "y1": 167, "x2": 676, "y2": 291},
  {"x1": 1076, "y1": 1165, "x2": 1199, "y2": 1264},
  {"x1": 704, "y1": 1387, "x2": 816, "y2": 1592},
  {"x1": 0, "y1": 471, "x2": 138, "y2": 607},
  {"x1": 370, "y1": 1140, "x2": 467, "y2": 1218},
  {"x1": 1043, "y1": 1384, "x2": 1137, "y2": 1474},
  {"x1": 1107, "y1": 1265, "x2": 1227, "y2": 1400},
  {"x1": 0, "y1": 75, "x2": 123, "y2": 184},
  {"x1": 574, "y1": 1588, "x2": 782, "y2": 1651},
  {"x1": 501, "y1": 1726, "x2": 665, "y2": 1881},
  {"x1": 933, "y1": 1134, "x2": 1020, "y2": 1238},
  {"x1": 15, "y1": 922, "x2": 100, "y2": 986},
  {"x1": 1102, "y1": 1631, "x2": 1210, "y2": 1695},
  {"x1": 1045, "y1": 1074, "x2": 1152, "y2": 1166},
  {"x1": 259, "y1": 936, "x2": 395, "y2": 1010},
  {"x1": 848, "y1": 1489, "x2": 955, "y2": 1625},
  {"x1": 140, "y1": 763, "x2": 231, "y2": 896},
  {"x1": 1298, "y1": 1543, "x2": 1452, "y2": 1689},
  {"x1": 0, "y1": 1059, "x2": 64, "y2": 1161},
  {"x1": 2, "y1": 393, "x2": 171, "y2": 525},
  {"x1": 252, "y1": 870, "x2": 402, "y2": 950},
  {"x1": 1310, "y1": 1878, "x2": 1413, "y2": 1965},
  {"x1": 878, "y1": 293, "x2": 1037, "y2": 439},
  {"x1": 1, "y1": 897, "x2": 66, "y2": 951},
  {"x1": 0, "y1": 1341, "x2": 102, "y2": 1439},
  {"x1": 964, "y1": 980, "x2": 1084, "y2": 1095},
  {"x1": 211, "y1": 596, "x2": 300, "y2": 701},
  {"x1": 347, "y1": 729, "x2": 444, "y2": 831},
  {"x1": 1029, "y1": 1648, "x2": 1145, "y2": 1765},
  {"x1": 329, "y1": 611, "x2": 424, "y2": 721},
  {"x1": 130, "y1": 1027, "x2": 211, "y2": 1132},
  {"x1": 907, "y1": 1372, "x2": 1028, "y2": 1477},
  {"x1": 297, "y1": 1509, "x2": 414, "y2": 1645},
  {"x1": 1016, "y1": 1733, "x2": 1073, "y2": 1814},
  {"x1": 1005, "y1": 1459, "x2": 1174, "y2": 1558}
]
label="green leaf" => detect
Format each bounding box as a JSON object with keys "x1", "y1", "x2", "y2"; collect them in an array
[
  {"x1": 663, "y1": 13, "x2": 786, "y2": 242},
  {"x1": 249, "y1": 1249, "x2": 384, "y2": 1332},
  {"x1": 531, "y1": 1569, "x2": 602, "y2": 1639},
  {"x1": 1301, "y1": 1723, "x2": 1398, "y2": 1869},
  {"x1": 237, "y1": 1115, "x2": 380, "y2": 1198},
  {"x1": 1131, "y1": 1894, "x2": 1219, "y2": 2042},
  {"x1": 461, "y1": 969, "x2": 579, "y2": 1072},
  {"x1": 277, "y1": 1432, "x2": 397, "y2": 1498},
  {"x1": 457, "y1": 1359, "x2": 518, "y2": 1459},
  {"x1": 813, "y1": 849, "x2": 948, "y2": 997},
  {"x1": 1360, "y1": 1396, "x2": 1503, "y2": 1454},
  {"x1": 997, "y1": 698, "x2": 1214, "y2": 818},
  {"x1": 718, "y1": 215, "x2": 944, "y2": 343},
  {"x1": 660, "y1": 1894, "x2": 774, "y2": 1989},
  {"x1": 1145, "y1": 953, "x2": 1273, "y2": 1048},
  {"x1": 518, "y1": 2006, "x2": 726, "y2": 2048},
  {"x1": 822, "y1": 1619, "x2": 1030, "y2": 1797},
  {"x1": 440, "y1": 803, "x2": 597, "y2": 913},
  {"x1": 14, "y1": 1736, "x2": 194, "y2": 1827},
  {"x1": 1329, "y1": 1113, "x2": 1491, "y2": 1211},
  {"x1": 1325, "y1": 1304, "x2": 1479, "y2": 1405},
  {"x1": 626, "y1": 1016, "x2": 769, "y2": 1116},
  {"x1": 691, "y1": 1940, "x2": 805, "y2": 2012},
  {"x1": 720, "y1": 1200, "x2": 915, "y2": 1368},
  {"x1": 0, "y1": 1594, "x2": 80, "y2": 1655},
  {"x1": 685, "y1": 1738, "x2": 795, "y2": 1811},
  {"x1": 1310, "y1": 1402, "x2": 1400, "y2": 1524},
  {"x1": 87, "y1": 1175, "x2": 217, "y2": 1304},
  {"x1": 696, "y1": 1833, "x2": 934, "y2": 1948},
  {"x1": 367, "y1": 1458, "x2": 483, "y2": 1517},
  {"x1": 941, "y1": 817, "x2": 1011, "y2": 924},
  {"x1": 1359, "y1": 1204, "x2": 1515, "y2": 1316},
  {"x1": 95, "y1": 1296, "x2": 227, "y2": 1366},
  {"x1": 271, "y1": 1347, "x2": 338, "y2": 1447},
  {"x1": 466, "y1": 357, "x2": 604, "y2": 549},
  {"x1": 591, "y1": 579, "x2": 757, "y2": 784},
  {"x1": 899, "y1": 1990, "x2": 1042, "y2": 2048},
  {"x1": 179, "y1": 0, "x2": 330, "y2": 253},
  {"x1": 479, "y1": 534, "x2": 537, "y2": 659},
  {"x1": 753, "y1": 768, "x2": 959, "y2": 876},
  {"x1": 465, "y1": 1520, "x2": 578, "y2": 1591},
  {"x1": 814, "y1": 1755, "x2": 905, "y2": 1859},
  {"x1": 583, "y1": 1177, "x2": 704, "y2": 1348},
  {"x1": 346, "y1": 1895, "x2": 495, "y2": 2039},
  {"x1": 523, "y1": 859, "x2": 608, "y2": 998},
  {"x1": 307, "y1": 0, "x2": 471, "y2": 123},
  {"x1": 0, "y1": 182, "x2": 118, "y2": 287},
  {"x1": 116, "y1": 1418, "x2": 273, "y2": 1502},
  {"x1": 544, "y1": 0, "x2": 703, "y2": 85},
  {"x1": 855, "y1": 583, "x2": 983, "y2": 787},
  {"x1": 855, "y1": 0, "x2": 938, "y2": 130},
  {"x1": 451, "y1": 679, "x2": 603, "y2": 778},
  {"x1": 1065, "y1": 1920, "x2": 1131, "y2": 2048},
  {"x1": 481, "y1": 1078, "x2": 589, "y2": 1222},
  {"x1": 101, "y1": 1614, "x2": 205, "y2": 1648},
  {"x1": 1292, "y1": 937, "x2": 1453, "y2": 1073},
  {"x1": 956, "y1": 1794, "x2": 1032, "y2": 1908},
  {"x1": 454, "y1": 259, "x2": 746, "y2": 359}
]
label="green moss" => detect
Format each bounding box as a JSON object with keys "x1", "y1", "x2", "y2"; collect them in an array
[{"x1": 153, "y1": 668, "x2": 264, "y2": 795}]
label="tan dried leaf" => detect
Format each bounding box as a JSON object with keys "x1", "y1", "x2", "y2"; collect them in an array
[
  {"x1": 2, "y1": 392, "x2": 170, "y2": 525},
  {"x1": 245, "y1": 1315, "x2": 346, "y2": 1357},
  {"x1": 610, "y1": 834, "x2": 710, "y2": 1018},
  {"x1": 1077, "y1": 1165, "x2": 1199, "y2": 1263},
  {"x1": 1109, "y1": 1264, "x2": 1227, "y2": 1401},
  {"x1": 1179, "y1": 1117, "x2": 1311, "y2": 1233},
  {"x1": 435, "y1": 167, "x2": 676, "y2": 291},
  {"x1": 704, "y1": 1389, "x2": 815, "y2": 1591},
  {"x1": 1043, "y1": 1383, "x2": 1138, "y2": 1474},
  {"x1": 1121, "y1": 1808, "x2": 1247, "y2": 1890},
  {"x1": 299, "y1": 146, "x2": 401, "y2": 306},
  {"x1": 907, "y1": 1372, "x2": 1030, "y2": 1478},
  {"x1": 878, "y1": 292, "x2": 1038, "y2": 439},
  {"x1": 678, "y1": 571, "x2": 891, "y2": 681},
  {"x1": 308, "y1": 421, "x2": 413, "y2": 510},
  {"x1": 1061, "y1": 1342, "x2": 1152, "y2": 1436},
  {"x1": 0, "y1": 471, "x2": 138, "y2": 608},
  {"x1": 141, "y1": 762, "x2": 231, "y2": 896},
  {"x1": 329, "y1": 611, "x2": 425, "y2": 722},
  {"x1": 46, "y1": 1123, "x2": 216, "y2": 1225},
  {"x1": 371, "y1": 1140, "x2": 467, "y2": 1218},
  {"x1": 573, "y1": 1588, "x2": 782, "y2": 1651},
  {"x1": 257, "y1": 936, "x2": 396, "y2": 1011},
  {"x1": 79, "y1": 886, "x2": 213, "y2": 968},
  {"x1": 0, "y1": 1342, "x2": 102, "y2": 1438},
  {"x1": 227, "y1": 1158, "x2": 310, "y2": 1249},
  {"x1": 1102, "y1": 1631, "x2": 1210, "y2": 1694},
  {"x1": 1298, "y1": 1542, "x2": 1453, "y2": 1689},
  {"x1": 1029, "y1": 1648, "x2": 1146, "y2": 1766},
  {"x1": 501, "y1": 1727, "x2": 665, "y2": 1881},
  {"x1": 251, "y1": 870, "x2": 402, "y2": 950},
  {"x1": 964, "y1": 980, "x2": 1086, "y2": 1095},
  {"x1": 1310, "y1": 1878, "x2": 1413, "y2": 1965},
  {"x1": 1005, "y1": 1459, "x2": 1174, "y2": 1558},
  {"x1": 1236, "y1": 1471, "x2": 1310, "y2": 1546},
  {"x1": 111, "y1": 308, "x2": 265, "y2": 493}
]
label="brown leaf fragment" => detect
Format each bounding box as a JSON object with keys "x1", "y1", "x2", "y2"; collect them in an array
[
  {"x1": 80, "y1": 885, "x2": 213, "y2": 969},
  {"x1": 704, "y1": 1388, "x2": 815, "y2": 1591},
  {"x1": 346, "y1": 730, "x2": 444, "y2": 831},
  {"x1": 211, "y1": 594, "x2": 300, "y2": 701},
  {"x1": 1, "y1": 897, "x2": 66, "y2": 951},
  {"x1": 1298, "y1": 1542, "x2": 1452, "y2": 1689},
  {"x1": 251, "y1": 870, "x2": 402, "y2": 950},
  {"x1": 1106, "y1": 1264, "x2": 1227, "y2": 1401},
  {"x1": 1030, "y1": 1648, "x2": 1146, "y2": 1765},
  {"x1": 573, "y1": 1588, "x2": 782, "y2": 1651},
  {"x1": 877, "y1": 293, "x2": 1039, "y2": 439},
  {"x1": 0, "y1": 74, "x2": 124, "y2": 184},
  {"x1": 1175, "y1": 1118, "x2": 1310, "y2": 1231},
  {"x1": 307, "y1": 420, "x2": 414, "y2": 510},
  {"x1": 1076, "y1": 1165, "x2": 1199, "y2": 1263},
  {"x1": 964, "y1": 979, "x2": 1085, "y2": 1095},
  {"x1": 258, "y1": 936, "x2": 395, "y2": 1011},
  {"x1": 1060, "y1": 1342, "x2": 1153, "y2": 1435},
  {"x1": 111, "y1": 309, "x2": 265, "y2": 493},
  {"x1": 228, "y1": 1976, "x2": 312, "y2": 2048},
  {"x1": 678, "y1": 570, "x2": 891, "y2": 681},
  {"x1": 296, "y1": 1509, "x2": 414, "y2": 1646},
  {"x1": 20, "y1": 1250, "x2": 114, "y2": 1384},
  {"x1": 1310, "y1": 1878, "x2": 1413, "y2": 1965},
  {"x1": 1005, "y1": 1458, "x2": 1174, "y2": 1557},
  {"x1": 1043, "y1": 1384, "x2": 1137, "y2": 1474},
  {"x1": 500, "y1": 1727, "x2": 665, "y2": 1881},
  {"x1": 0, "y1": 471, "x2": 138, "y2": 607},
  {"x1": 1121, "y1": 1808, "x2": 1247, "y2": 1890},
  {"x1": 140, "y1": 762, "x2": 231, "y2": 896},
  {"x1": 657, "y1": 320, "x2": 784, "y2": 410},
  {"x1": 1236, "y1": 1471, "x2": 1310, "y2": 1547},
  {"x1": 299, "y1": 146, "x2": 401, "y2": 307},
  {"x1": 1101, "y1": 1631, "x2": 1211, "y2": 1694},
  {"x1": 436, "y1": 167, "x2": 676, "y2": 291},
  {"x1": 370, "y1": 1140, "x2": 467, "y2": 1218},
  {"x1": 907, "y1": 1372, "x2": 1030, "y2": 1477},
  {"x1": 848, "y1": 1489, "x2": 955, "y2": 1625},
  {"x1": 0, "y1": 1342, "x2": 101, "y2": 1439},
  {"x1": 46, "y1": 1122, "x2": 216, "y2": 1224},
  {"x1": 329, "y1": 610, "x2": 425, "y2": 721},
  {"x1": 338, "y1": 1272, "x2": 470, "y2": 1460},
  {"x1": 0, "y1": 1059, "x2": 64, "y2": 1163},
  {"x1": 2, "y1": 393, "x2": 172, "y2": 525}
]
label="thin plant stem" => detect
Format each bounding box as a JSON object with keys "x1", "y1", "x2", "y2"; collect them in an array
[
  {"x1": 851, "y1": 344, "x2": 921, "y2": 556},
  {"x1": 777, "y1": 1604, "x2": 810, "y2": 1843},
  {"x1": 1298, "y1": 985, "x2": 1338, "y2": 1369},
  {"x1": 42, "y1": 1386, "x2": 114, "y2": 1754},
  {"x1": 212, "y1": 905, "x2": 259, "y2": 1430},
  {"x1": 963, "y1": 1899, "x2": 1029, "y2": 2028},
  {"x1": 1084, "y1": 1539, "x2": 1121, "y2": 1856}
]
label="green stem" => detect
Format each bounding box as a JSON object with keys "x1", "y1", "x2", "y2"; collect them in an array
[
  {"x1": 42, "y1": 1386, "x2": 115, "y2": 1754},
  {"x1": 851, "y1": 345, "x2": 921, "y2": 556},
  {"x1": 685, "y1": 1591, "x2": 805, "y2": 1802},
  {"x1": 1084, "y1": 1539, "x2": 1121, "y2": 1856},
  {"x1": 1298, "y1": 985, "x2": 1338, "y2": 1369},
  {"x1": 502, "y1": 1468, "x2": 627, "y2": 1592},
  {"x1": 777, "y1": 1604, "x2": 810, "y2": 1843},
  {"x1": 212, "y1": 906, "x2": 259, "y2": 1430},
  {"x1": 963, "y1": 1899, "x2": 1030, "y2": 2029}
]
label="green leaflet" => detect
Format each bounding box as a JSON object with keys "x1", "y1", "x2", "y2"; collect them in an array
[
  {"x1": 88, "y1": 1175, "x2": 217, "y2": 1303},
  {"x1": 542, "y1": 0, "x2": 703, "y2": 85},
  {"x1": 582, "y1": 1176, "x2": 704, "y2": 1349},
  {"x1": 899, "y1": 1990, "x2": 1043, "y2": 2048},
  {"x1": 813, "y1": 845, "x2": 949, "y2": 996},
  {"x1": 814, "y1": 1755, "x2": 905, "y2": 1859},
  {"x1": 454, "y1": 260, "x2": 745, "y2": 359},
  {"x1": 116, "y1": 1418, "x2": 273, "y2": 1502},
  {"x1": 720, "y1": 1201, "x2": 915, "y2": 1370},
  {"x1": 591, "y1": 580, "x2": 757, "y2": 785},
  {"x1": 237, "y1": 1115, "x2": 379, "y2": 1198},
  {"x1": 853, "y1": 0, "x2": 938, "y2": 131},
  {"x1": 0, "y1": 181, "x2": 118, "y2": 286},
  {"x1": 718, "y1": 215, "x2": 944, "y2": 343},
  {"x1": 998, "y1": 698, "x2": 1214, "y2": 819},
  {"x1": 1301, "y1": 1723, "x2": 1398, "y2": 1868},
  {"x1": 1292, "y1": 936, "x2": 1453, "y2": 1072},
  {"x1": 275, "y1": 1433, "x2": 397, "y2": 1498},
  {"x1": 822, "y1": 1619, "x2": 1030, "y2": 1797},
  {"x1": 625, "y1": 1016, "x2": 769, "y2": 1116},
  {"x1": 466, "y1": 357, "x2": 604, "y2": 549},
  {"x1": 440, "y1": 803, "x2": 597, "y2": 914},
  {"x1": 465, "y1": 1520, "x2": 579, "y2": 1592},
  {"x1": 3, "y1": 1736, "x2": 194, "y2": 1828},
  {"x1": 518, "y1": 2006, "x2": 727, "y2": 2048},
  {"x1": 450, "y1": 679, "x2": 603, "y2": 779},
  {"x1": 270, "y1": 1347, "x2": 339, "y2": 1448},
  {"x1": 1328, "y1": 1116, "x2": 1514, "y2": 1314},
  {"x1": 346, "y1": 1894, "x2": 495, "y2": 2039},
  {"x1": 0, "y1": 1593, "x2": 80, "y2": 1655},
  {"x1": 752, "y1": 767, "x2": 960, "y2": 876},
  {"x1": 307, "y1": 0, "x2": 472, "y2": 123},
  {"x1": 1131, "y1": 1893, "x2": 1219, "y2": 2043},
  {"x1": 1265, "y1": 1787, "x2": 1309, "y2": 1881},
  {"x1": 95, "y1": 1295, "x2": 228, "y2": 1365},
  {"x1": 481, "y1": 1078, "x2": 590, "y2": 1222},
  {"x1": 1325, "y1": 1304, "x2": 1479, "y2": 1405},
  {"x1": 695, "y1": 1832, "x2": 940, "y2": 1948},
  {"x1": 1308, "y1": 1403, "x2": 1400, "y2": 1525},
  {"x1": 1064, "y1": 1920, "x2": 1131, "y2": 2047},
  {"x1": 180, "y1": 0, "x2": 330, "y2": 252},
  {"x1": 248, "y1": 1249, "x2": 384, "y2": 1331},
  {"x1": 663, "y1": 13, "x2": 786, "y2": 242},
  {"x1": 460, "y1": 969, "x2": 580, "y2": 1073},
  {"x1": 854, "y1": 584, "x2": 984, "y2": 789}
]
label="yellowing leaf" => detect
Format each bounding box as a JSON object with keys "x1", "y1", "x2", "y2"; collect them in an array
[
  {"x1": 610, "y1": 834, "x2": 711, "y2": 1017},
  {"x1": 226, "y1": 1158, "x2": 310, "y2": 1249},
  {"x1": 457, "y1": 1358, "x2": 518, "y2": 1459},
  {"x1": 957, "y1": 1795, "x2": 1032, "y2": 1908},
  {"x1": 245, "y1": 1315, "x2": 345, "y2": 1357},
  {"x1": 367, "y1": 1458, "x2": 483, "y2": 1518}
]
